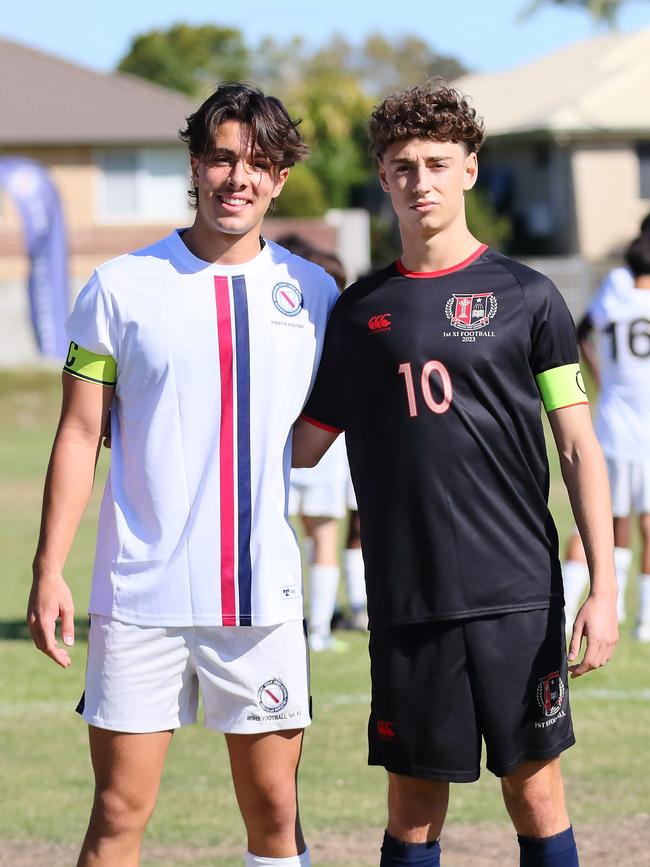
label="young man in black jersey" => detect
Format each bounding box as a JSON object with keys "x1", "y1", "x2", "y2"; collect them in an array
[{"x1": 292, "y1": 84, "x2": 618, "y2": 867}]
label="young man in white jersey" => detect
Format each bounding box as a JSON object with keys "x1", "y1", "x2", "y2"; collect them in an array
[
  {"x1": 562, "y1": 231, "x2": 650, "y2": 641},
  {"x1": 292, "y1": 83, "x2": 618, "y2": 867},
  {"x1": 27, "y1": 83, "x2": 338, "y2": 867}
]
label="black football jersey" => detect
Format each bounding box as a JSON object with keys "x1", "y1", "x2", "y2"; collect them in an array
[{"x1": 303, "y1": 246, "x2": 585, "y2": 628}]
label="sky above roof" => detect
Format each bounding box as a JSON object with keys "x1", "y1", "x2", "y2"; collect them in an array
[{"x1": 2, "y1": 0, "x2": 649, "y2": 76}]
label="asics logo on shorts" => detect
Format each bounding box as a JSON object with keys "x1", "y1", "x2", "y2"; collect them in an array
[
  {"x1": 368, "y1": 313, "x2": 392, "y2": 333},
  {"x1": 377, "y1": 719, "x2": 396, "y2": 738}
]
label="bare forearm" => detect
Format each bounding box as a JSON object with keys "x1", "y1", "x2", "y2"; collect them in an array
[
  {"x1": 292, "y1": 418, "x2": 339, "y2": 467},
  {"x1": 33, "y1": 429, "x2": 100, "y2": 577},
  {"x1": 549, "y1": 404, "x2": 618, "y2": 673},
  {"x1": 557, "y1": 436, "x2": 615, "y2": 597}
]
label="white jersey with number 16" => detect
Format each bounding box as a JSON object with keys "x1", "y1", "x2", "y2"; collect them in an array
[{"x1": 588, "y1": 268, "x2": 650, "y2": 459}]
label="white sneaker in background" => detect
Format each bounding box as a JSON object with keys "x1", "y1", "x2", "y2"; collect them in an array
[
  {"x1": 309, "y1": 633, "x2": 348, "y2": 653},
  {"x1": 634, "y1": 621, "x2": 650, "y2": 643}
]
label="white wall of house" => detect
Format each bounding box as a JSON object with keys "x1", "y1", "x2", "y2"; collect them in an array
[
  {"x1": 95, "y1": 147, "x2": 192, "y2": 224},
  {"x1": 570, "y1": 142, "x2": 647, "y2": 261}
]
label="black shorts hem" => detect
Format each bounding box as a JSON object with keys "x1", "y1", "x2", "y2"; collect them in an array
[
  {"x1": 369, "y1": 757, "x2": 480, "y2": 783},
  {"x1": 371, "y1": 597, "x2": 563, "y2": 629},
  {"x1": 487, "y1": 733, "x2": 576, "y2": 778}
]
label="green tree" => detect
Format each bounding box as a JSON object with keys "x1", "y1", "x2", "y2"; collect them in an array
[
  {"x1": 359, "y1": 33, "x2": 466, "y2": 95},
  {"x1": 117, "y1": 24, "x2": 249, "y2": 96},
  {"x1": 254, "y1": 35, "x2": 374, "y2": 210},
  {"x1": 273, "y1": 164, "x2": 328, "y2": 218},
  {"x1": 466, "y1": 189, "x2": 513, "y2": 251},
  {"x1": 519, "y1": 0, "x2": 627, "y2": 27}
]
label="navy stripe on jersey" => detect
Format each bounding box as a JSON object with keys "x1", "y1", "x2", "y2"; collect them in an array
[{"x1": 233, "y1": 275, "x2": 253, "y2": 625}]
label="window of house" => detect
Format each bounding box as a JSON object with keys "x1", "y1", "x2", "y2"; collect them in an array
[
  {"x1": 97, "y1": 148, "x2": 190, "y2": 222},
  {"x1": 638, "y1": 143, "x2": 650, "y2": 200}
]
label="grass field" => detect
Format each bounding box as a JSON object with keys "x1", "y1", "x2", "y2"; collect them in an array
[{"x1": 1, "y1": 370, "x2": 648, "y2": 866}]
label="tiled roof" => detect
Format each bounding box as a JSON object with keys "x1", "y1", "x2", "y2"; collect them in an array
[
  {"x1": 456, "y1": 27, "x2": 650, "y2": 138},
  {"x1": 0, "y1": 38, "x2": 197, "y2": 146}
]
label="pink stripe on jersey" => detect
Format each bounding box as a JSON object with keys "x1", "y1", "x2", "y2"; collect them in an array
[{"x1": 214, "y1": 276, "x2": 236, "y2": 625}]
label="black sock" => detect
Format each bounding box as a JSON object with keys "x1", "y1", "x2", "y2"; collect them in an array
[
  {"x1": 518, "y1": 826, "x2": 579, "y2": 866},
  {"x1": 380, "y1": 831, "x2": 441, "y2": 866}
]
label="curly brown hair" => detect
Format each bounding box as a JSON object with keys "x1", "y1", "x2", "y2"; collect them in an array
[{"x1": 368, "y1": 82, "x2": 485, "y2": 160}]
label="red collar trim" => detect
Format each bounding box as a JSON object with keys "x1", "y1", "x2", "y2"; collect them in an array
[{"x1": 396, "y1": 244, "x2": 488, "y2": 279}]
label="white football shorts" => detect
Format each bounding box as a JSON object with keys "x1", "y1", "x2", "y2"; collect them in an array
[
  {"x1": 606, "y1": 457, "x2": 650, "y2": 517},
  {"x1": 78, "y1": 616, "x2": 311, "y2": 734},
  {"x1": 288, "y1": 479, "x2": 347, "y2": 519}
]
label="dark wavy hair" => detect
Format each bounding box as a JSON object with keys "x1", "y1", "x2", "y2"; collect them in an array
[
  {"x1": 626, "y1": 232, "x2": 650, "y2": 278},
  {"x1": 179, "y1": 82, "x2": 309, "y2": 207},
  {"x1": 368, "y1": 82, "x2": 485, "y2": 160}
]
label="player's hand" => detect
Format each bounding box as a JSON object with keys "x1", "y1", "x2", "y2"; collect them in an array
[
  {"x1": 568, "y1": 592, "x2": 618, "y2": 678},
  {"x1": 27, "y1": 573, "x2": 75, "y2": 668}
]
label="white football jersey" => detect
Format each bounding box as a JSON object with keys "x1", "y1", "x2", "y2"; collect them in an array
[
  {"x1": 588, "y1": 267, "x2": 650, "y2": 458},
  {"x1": 66, "y1": 230, "x2": 338, "y2": 627}
]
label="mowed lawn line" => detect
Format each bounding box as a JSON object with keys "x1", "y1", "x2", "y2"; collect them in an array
[{"x1": 0, "y1": 370, "x2": 648, "y2": 848}]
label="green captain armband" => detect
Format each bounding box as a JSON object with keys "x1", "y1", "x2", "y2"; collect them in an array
[
  {"x1": 535, "y1": 363, "x2": 587, "y2": 412},
  {"x1": 63, "y1": 342, "x2": 117, "y2": 386}
]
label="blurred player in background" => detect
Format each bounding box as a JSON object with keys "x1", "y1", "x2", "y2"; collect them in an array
[
  {"x1": 562, "y1": 227, "x2": 650, "y2": 642},
  {"x1": 279, "y1": 235, "x2": 367, "y2": 650},
  {"x1": 27, "y1": 83, "x2": 339, "y2": 867}
]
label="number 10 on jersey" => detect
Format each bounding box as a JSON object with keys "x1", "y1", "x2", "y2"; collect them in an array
[{"x1": 398, "y1": 361, "x2": 453, "y2": 417}]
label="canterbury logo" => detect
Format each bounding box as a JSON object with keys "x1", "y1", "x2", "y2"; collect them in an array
[
  {"x1": 368, "y1": 313, "x2": 392, "y2": 332},
  {"x1": 377, "y1": 719, "x2": 396, "y2": 738}
]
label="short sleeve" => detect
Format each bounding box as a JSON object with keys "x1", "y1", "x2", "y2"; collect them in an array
[
  {"x1": 586, "y1": 267, "x2": 633, "y2": 331},
  {"x1": 527, "y1": 277, "x2": 579, "y2": 375},
  {"x1": 526, "y1": 275, "x2": 588, "y2": 412},
  {"x1": 65, "y1": 271, "x2": 118, "y2": 359},
  {"x1": 302, "y1": 301, "x2": 348, "y2": 431}
]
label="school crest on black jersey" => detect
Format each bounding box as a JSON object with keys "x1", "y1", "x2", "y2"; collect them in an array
[{"x1": 445, "y1": 292, "x2": 497, "y2": 331}]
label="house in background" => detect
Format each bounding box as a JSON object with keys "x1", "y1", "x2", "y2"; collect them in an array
[
  {"x1": 0, "y1": 38, "x2": 368, "y2": 363},
  {"x1": 0, "y1": 37, "x2": 198, "y2": 289},
  {"x1": 457, "y1": 27, "x2": 650, "y2": 261}
]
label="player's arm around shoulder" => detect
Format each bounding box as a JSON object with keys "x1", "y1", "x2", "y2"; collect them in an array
[
  {"x1": 292, "y1": 276, "x2": 347, "y2": 467},
  {"x1": 547, "y1": 404, "x2": 618, "y2": 677},
  {"x1": 28, "y1": 370, "x2": 114, "y2": 668},
  {"x1": 292, "y1": 417, "x2": 340, "y2": 468}
]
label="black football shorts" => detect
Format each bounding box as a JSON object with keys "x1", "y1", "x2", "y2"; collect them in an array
[{"x1": 368, "y1": 606, "x2": 575, "y2": 781}]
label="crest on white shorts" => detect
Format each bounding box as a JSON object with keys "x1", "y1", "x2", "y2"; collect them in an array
[{"x1": 257, "y1": 678, "x2": 289, "y2": 713}]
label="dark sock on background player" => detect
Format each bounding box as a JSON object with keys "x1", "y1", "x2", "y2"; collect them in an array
[
  {"x1": 518, "y1": 826, "x2": 579, "y2": 866},
  {"x1": 380, "y1": 832, "x2": 441, "y2": 867}
]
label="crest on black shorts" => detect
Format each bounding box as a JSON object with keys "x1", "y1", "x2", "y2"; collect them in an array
[
  {"x1": 445, "y1": 292, "x2": 497, "y2": 331},
  {"x1": 257, "y1": 678, "x2": 289, "y2": 713},
  {"x1": 536, "y1": 671, "x2": 565, "y2": 717}
]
